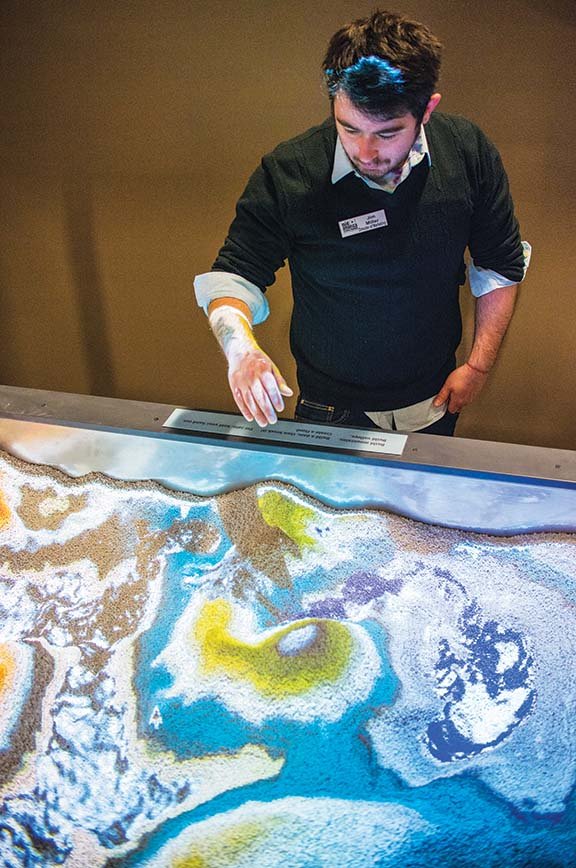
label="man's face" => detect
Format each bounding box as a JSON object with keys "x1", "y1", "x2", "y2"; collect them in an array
[{"x1": 333, "y1": 91, "x2": 439, "y2": 183}]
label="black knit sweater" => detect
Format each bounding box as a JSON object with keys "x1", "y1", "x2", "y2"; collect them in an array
[{"x1": 212, "y1": 112, "x2": 524, "y2": 410}]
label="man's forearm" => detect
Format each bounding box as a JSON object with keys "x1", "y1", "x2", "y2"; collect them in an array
[
  {"x1": 207, "y1": 299, "x2": 260, "y2": 376},
  {"x1": 467, "y1": 285, "x2": 518, "y2": 374},
  {"x1": 434, "y1": 284, "x2": 518, "y2": 413}
]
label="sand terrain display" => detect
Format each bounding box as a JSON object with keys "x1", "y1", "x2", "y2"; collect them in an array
[{"x1": 0, "y1": 447, "x2": 574, "y2": 867}]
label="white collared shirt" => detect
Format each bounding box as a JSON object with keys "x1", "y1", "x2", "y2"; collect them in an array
[{"x1": 331, "y1": 123, "x2": 430, "y2": 193}]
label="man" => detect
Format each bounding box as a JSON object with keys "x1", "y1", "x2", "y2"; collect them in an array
[{"x1": 194, "y1": 10, "x2": 529, "y2": 433}]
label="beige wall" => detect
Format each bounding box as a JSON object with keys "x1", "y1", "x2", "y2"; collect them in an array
[{"x1": 0, "y1": 0, "x2": 574, "y2": 449}]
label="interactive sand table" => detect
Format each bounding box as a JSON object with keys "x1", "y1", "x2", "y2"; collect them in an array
[{"x1": 0, "y1": 389, "x2": 574, "y2": 867}]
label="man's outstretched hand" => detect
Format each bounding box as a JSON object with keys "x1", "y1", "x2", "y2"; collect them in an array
[
  {"x1": 228, "y1": 347, "x2": 293, "y2": 426},
  {"x1": 208, "y1": 301, "x2": 293, "y2": 427}
]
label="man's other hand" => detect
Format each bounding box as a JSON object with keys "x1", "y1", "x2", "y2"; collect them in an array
[{"x1": 433, "y1": 363, "x2": 488, "y2": 414}]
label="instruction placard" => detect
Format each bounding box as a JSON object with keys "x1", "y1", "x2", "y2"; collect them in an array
[{"x1": 163, "y1": 409, "x2": 407, "y2": 456}]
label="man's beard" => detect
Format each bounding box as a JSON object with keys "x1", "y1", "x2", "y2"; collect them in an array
[
  {"x1": 354, "y1": 160, "x2": 398, "y2": 181},
  {"x1": 351, "y1": 123, "x2": 421, "y2": 182}
]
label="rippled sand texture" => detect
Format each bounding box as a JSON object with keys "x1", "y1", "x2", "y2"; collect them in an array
[{"x1": 0, "y1": 449, "x2": 574, "y2": 867}]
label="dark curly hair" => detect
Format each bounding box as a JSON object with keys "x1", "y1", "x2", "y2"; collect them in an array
[{"x1": 323, "y1": 10, "x2": 442, "y2": 121}]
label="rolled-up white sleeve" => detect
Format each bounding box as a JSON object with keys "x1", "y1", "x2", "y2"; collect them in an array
[
  {"x1": 469, "y1": 241, "x2": 532, "y2": 298},
  {"x1": 194, "y1": 271, "x2": 270, "y2": 324}
]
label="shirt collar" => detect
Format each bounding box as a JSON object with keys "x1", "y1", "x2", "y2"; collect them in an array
[{"x1": 331, "y1": 123, "x2": 431, "y2": 193}]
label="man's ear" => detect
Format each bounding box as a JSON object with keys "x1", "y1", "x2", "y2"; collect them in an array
[{"x1": 422, "y1": 93, "x2": 442, "y2": 124}]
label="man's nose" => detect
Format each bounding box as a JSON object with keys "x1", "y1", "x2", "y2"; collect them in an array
[{"x1": 357, "y1": 136, "x2": 377, "y2": 163}]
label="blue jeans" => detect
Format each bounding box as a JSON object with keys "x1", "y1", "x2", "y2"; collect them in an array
[{"x1": 294, "y1": 397, "x2": 459, "y2": 436}]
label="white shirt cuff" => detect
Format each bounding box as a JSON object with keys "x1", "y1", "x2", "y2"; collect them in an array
[
  {"x1": 194, "y1": 272, "x2": 270, "y2": 324},
  {"x1": 469, "y1": 241, "x2": 532, "y2": 298}
]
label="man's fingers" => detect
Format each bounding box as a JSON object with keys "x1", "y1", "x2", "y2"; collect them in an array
[
  {"x1": 272, "y1": 364, "x2": 294, "y2": 398},
  {"x1": 241, "y1": 385, "x2": 270, "y2": 427},
  {"x1": 448, "y1": 398, "x2": 461, "y2": 414},
  {"x1": 261, "y1": 371, "x2": 285, "y2": 412},
  {"x1": 232, "y1": 380, "x2": 276, "y2": 427},
  {"x1": 232, "y1": 387, "x2": 254, "y2": 422},
  {"x1": 251, "y1": 379, "x2": 278, "y2": 425}
]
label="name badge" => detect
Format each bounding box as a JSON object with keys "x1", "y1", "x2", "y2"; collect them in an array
[{"x1": 338, "y1": 209, "x2": 388, "y2": 238}]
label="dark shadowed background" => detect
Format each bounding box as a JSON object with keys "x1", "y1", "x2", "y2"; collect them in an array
[{"x1": 0, "y1": 0, "x2": 574, "y2": 448}]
